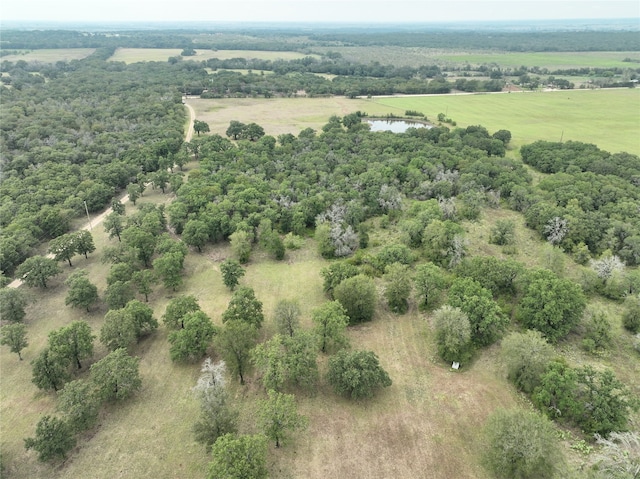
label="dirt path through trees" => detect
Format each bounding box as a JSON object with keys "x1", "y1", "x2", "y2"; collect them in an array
[{"x1": 8, "y1": 101, "x2": 196, "y2": 289}]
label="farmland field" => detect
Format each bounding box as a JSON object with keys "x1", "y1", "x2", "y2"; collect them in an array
[
  {"x1": 189, "y1": 88, "x2": 640, "y2": 155},
  {"x1": 0, "y1": 49, "x2": 96, "y2": 63},
  {"x1": 108, "y1": 48, "x2": 318, "y2": 64},
  {"x1": 311, "y1": 46, "x2": 640, "y2": 69}
]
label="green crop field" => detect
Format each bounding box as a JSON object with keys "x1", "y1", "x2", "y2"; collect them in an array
[
  {"x1": 108, "y1": 48, "x2": 318, "y2": 64},
  {"x1": 370, "y1": 88, "x2": 640, "y2": 154},
  {"x1": 1, "y1": 49, "x2": 96, "y2": 63}
]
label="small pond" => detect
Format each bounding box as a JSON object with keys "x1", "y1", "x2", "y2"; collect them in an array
[{"x1": 366, "y1": 119, "x2": 433, "y2": 133}]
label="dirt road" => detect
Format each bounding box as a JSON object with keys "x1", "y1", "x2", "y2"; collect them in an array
[{"x1": 8, "y1": 101, "x2": 196, "y2": 289}]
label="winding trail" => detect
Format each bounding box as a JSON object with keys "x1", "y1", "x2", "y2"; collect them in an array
[{"x1": 8, "y1": 101, "x2": 197, "y2": 289}]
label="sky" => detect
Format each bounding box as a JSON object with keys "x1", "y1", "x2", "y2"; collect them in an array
[{"x1": 2, "y1": 0, "x2": 639, "y2": 24}]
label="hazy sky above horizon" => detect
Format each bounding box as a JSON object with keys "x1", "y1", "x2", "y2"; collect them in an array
[{"x1": 3, "y1": 0, "x2": 639, "y2": 23}]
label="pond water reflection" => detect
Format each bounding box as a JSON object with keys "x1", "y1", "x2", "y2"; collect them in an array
[{"x1": 366, "y1": 119, "x2": 433, "y2": 133}]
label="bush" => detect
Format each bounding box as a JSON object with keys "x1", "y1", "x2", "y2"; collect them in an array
[
  {"x1": 501, "y1": 330, "x2": 553, "y2": 394},
  {"x1": 489, "y1": 219, "x2": 516, "y2": 246},
  {"x1": 622, "y1": 297, "x2": 640, "y2": 333}
]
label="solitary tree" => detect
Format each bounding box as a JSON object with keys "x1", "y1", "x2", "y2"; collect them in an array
[
  {"x1": 90, "y1": 348, "x2": 141, "y2": 402},
  {"x1": 123, "y1": 299, "x2": 158, "y2": 339},
  {"x1": 327, "y1": 349, "x2": 392, "y2": 400},
  {"x1": 74, "y1": 230, "x2": 96, "y2": 259},
  {"x1": 132, "y1": 269, "x2": 156, "y2": 302},
  {"x1": 168, "y1": 311, "x2": 217, "y2": 362},
  {"x1": 24, "y1": 415, "x2": 76, "y2": 463},
  {"x1": 192, "y1": 359, "x2": 238, "y2": 451},
  {"x1": 207, "y1": 434, "x2": 268, "y2": 479},
  {"x1": 163, "y1": 294, "x2": 201, "y2": 330},
  {"x1": 483, "y1": 408, "x2": 564, "y2": 479},
  {"x1": 0, "y1": 288, "x2": 28, "y2": 323},
  {"x1": 312, "y1": 300, "x2": 350, "y2": 353},
  {"x1": 229, "y1": 230, "x2": 252, "y2": 264},
  {"x1": 222, "y1": 286, "x2": 264, "y2": 328},
  {"x1": 48, "y1": 321, "x2": 95, "y2": 370},
  {"x1": 214, "y1": 321, "x2": 258, "y2": 385},
  {"x1": 48, "y1": 233, "x2": 77, "y2": 267},
  {"x1": 193, "y1": 120, "x2": 210, "y2": 136},
  {"x1": 225, "y1": 120, "x2": 247, "y2": 140},
  {"x1": 333, "y1": 274, "x2": 376, "y2": 325},
  {"x1": 16, "y1": 256, "x2": 61, "y2": 288},
  {"x1": 153, "y1": 251, "x2": 184, "y2": 291},
  {"x1": 31, "y1": 348, "x2": 70, "y2": 392},
  {"x1": 273, "y1": 299, "x2": 301, "y2": 337},
  {"x1": 384, "y1": 262, "x2": 413, "y2": 314},
  {"x1": 0, "y1": 323, "x2": 28, "y2": 360},
  {"x1": 100, "y1": 309, "x2": 137, "y2": 351},
  {"x1": 64, "y1": 270, "x2": 99, "y2": 312},
  {"x1": 518, "y1": 269, "x2": 586, "y2": 343},
  {"x1": 104, "y1": 280, "x2": 135, "y2": 310},
  {"x1": 183, "y1": 219, "x2": 209, "y2": 252},
  {"x1": 258, "y1": 390, "x2": 307, "y2": 448},
  {"x1": 501, "y1": 330, "x2": 553, "y2": 394},
  {"x1": 414, "y1": 262, "x2": 447, "y2": 310},
  {"x1": 104, "y1": 212, "x2": 124, "y2": 242},
  {"x1": 433, "y1": 305, "x2": 473, "y2": 364},
  {"x1": 220, "y1": 259, "x2": 245, "y2": 291},
  {"x1": 57, "y1": 379, "x2": 100, "y2": 433}
]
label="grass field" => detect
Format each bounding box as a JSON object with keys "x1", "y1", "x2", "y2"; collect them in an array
[
  {"x1": 108, "y1": 48, "x2": 318, "y2": 64},
  {"x1": 1, "y1": 49, "x2": 96, "y2": 63},
  {"x1": 370, "y1": 88, "x2": 640, "y2": 154},
  {"x1": 311, "y1": 46, "x2": 640, "y2": 70},
  {"x1": 437, "y1": 51, "x2": 640, "y2": 69},
  {"x1": 189, "y1": 88, "x2": 640, "y2": 155}
]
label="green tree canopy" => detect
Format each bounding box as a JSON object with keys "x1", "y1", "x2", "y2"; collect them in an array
[
  {"x1": 222, "y1": 286, "x2": 264, "y2": 328},
  {"x1": 24, "y1": 415, "x2": 76, "y2": 463},
  {"x1": 163, "y1": 294, "x2": 201, "y2": 330},
  {"x1": 16, "y1": 255, "x2": 62, "y2": 288},
  {"x1": 64, "y1": 270, "x2": 99, "y2": 312},
  {"x1": 501, "y1": 330, "x2": 553, "y2": 394},
  {"x1": 258, "y1": 389, "x2": 307, "y2": 448},
  {"x1": 383, "y1": 262, "x2": 413, "y2": 314},
  {"x1": 57, "y1": 379, "x2": 100, "y2": 433},
  {"x1": 90, "y1": 348, "x2": 141, "y2": 402},
  {"x1": 333, "y1": 274, "x2": 376, "y2": 325},
  {"x1": 214, "y1": 321, "x2": 259, "y2": 385},
  {"x1": 483, "y1": 408, "x2": 564, "y2": 479},
  {"x1": 168, "y1": 311, "x2": 217, "y2": 362},
  {"x1": 207, "y1": 434, "x2": 268, "y2": 479},
  {"x1": 0, "y1": 288, "x2": 28, "y2": 323},
  {"x1": 31, "y1": 348, "x2": 70, "y2": 392},
  {"x1": 0, "y1": 323, "x2": 28, "y2": 360},
  {"x1": 327, "y1": 349, "x2": 392, "y2": 400},
  {"x1": 434, "y1": 305, "x2": 473, "y2": 364},
  {"x1": 48, "y1": 320, "x2": 95, "y2": 370},
  {"x1": 517, "y1": 269, "x2": 586, "y2": 343},
  {"x1": 312, "y1": 300, "x2": 350, "y2": 354},
  {"x1": 220, "y1": 259, "x2": 245, "y2": 291}
]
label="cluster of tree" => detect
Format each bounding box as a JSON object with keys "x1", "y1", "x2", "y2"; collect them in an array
[
  {"x1": 519, "y1": 141, "x2": 640, "y2": 265},
  {"x1": 25, "y1": 348, "x2": 141, "y2": 462},
  {"x1": 501, "y1": 330, "x2": 638, "y2": 438},
  {"x1": 4, "y1": 28, "x2": 639, "y2": 53},
  {"x1": 0, "y1": 49, "x2": 205, "y2": 276}
]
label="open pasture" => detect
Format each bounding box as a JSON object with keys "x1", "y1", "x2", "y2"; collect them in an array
[
  {"x1": 108, "y1": 48, "x2": 317, "y2": 64},
  {"x1": 371, "y1": 88, "x2": 640, "y2": 154},
  {"x1": 189, "y1": 88, "x2": 639, "y2": 154},
  {"x1": 312, "y1": 45, "x2": 640, "y2": 70},
  {"x1": 1, "y1": 49, "x2": 96, "y2": 63}
]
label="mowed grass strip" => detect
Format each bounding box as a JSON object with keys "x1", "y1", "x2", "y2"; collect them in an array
[
  {"x1": 1, "y1": 49, "x2": 96, "y2": 62},
  {"x1": 108, "y1": 48, "x2": 317, "y2": 64}
]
